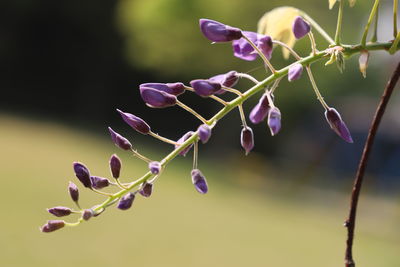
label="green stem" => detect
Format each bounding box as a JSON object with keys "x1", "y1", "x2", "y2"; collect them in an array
[
  {"x1": 371, "y1": 3, "x2": 379, "y2": 43},
  {"x1": 299, "y1": 11, "x2": 335, "y2": 45},
  {"x1": 394, "y1": 0, "x2": 398, "y2": 38},
  {"x1": 241, "y1": 34, "x2": 276, "y2": 74},
  {"x1": 361, "y1": 0, "x2": 380, "y2": 47},
  {"x1": 335, "y1": 0, "x2": 345, "y2": 45}
]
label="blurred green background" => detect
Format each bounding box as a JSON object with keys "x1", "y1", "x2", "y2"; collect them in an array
[{"x1": 1, "y1": 0, "x2": 400, "y2": 266}]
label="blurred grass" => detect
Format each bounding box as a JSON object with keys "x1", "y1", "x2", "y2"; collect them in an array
[{"x1": 1, "y1": 114, "x2": 399, "y2": 267}]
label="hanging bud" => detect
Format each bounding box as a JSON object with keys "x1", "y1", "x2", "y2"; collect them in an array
[
  {"x1": 47, "y1": 206, "x2": 72, "y2": 217},
  {"x1": 117, "y1": 192, "x2": 135, "y2": 210},
  {"x1": 175, "y1": 131, "x2": 194, "y2": 156},
  {"x1": 90, "y1": 176, "x2": 110, "y2": 189},
  {"x1": 40, "y1": 220, "x2": 65, "y2": 233},
  {"x1": 240, "y1": 126, "x2": 254, "y2": 155},
  {"x1": 268, "y1": 107, "x2": 282, "y2": 136},
  {"x1": 191, "y1": 169, "x2": 208, "y2": 194},
  {"x1": 117, "y1": 109, "x2": 151, "y2": 135},
  {"x1": 109, "y1": 154, "x2": 122, "y2": 179},
  {"x1": 358, "y1": 50, "x2": 369, "y2": 78},
  {"x1": 82, "y1": 209, "x2": 94, "y2": 221},
  {"x1": 108, "y1": 127, "x2": 132, "y2": 151},
  {"x1": 190, "y1": 79, "x2": 222, "y2": 97},
  {"x1": 148, "y1": 161, "x2": 162, "y2": 175},
  {"x1": 324, "y1": 107, "x2": 353, "y2": 143},
  {"x1": 139, "y1": 182, "x2": 153, "y2": 198},
  {"x1": 292, "y1": 16, "x2": 311, "y2": 39},
  {"x1": 139, "y1": 87, "x2": 177, "y2": 108},
  {"x1": 73, "y1": 162, "x2": 92, "y2": 188},
  {"x1": 209, "y1": 71, "x2": 239, "y2": 89},
  {"x1": 249, "y1": 94, "x2": 273, "y2": 124},
  {"x1": 68, "y1": 181, "x2": 79, "y2": 202},
  {"x1": 288, "y1": 63, "x2": 303, "y2": 82},
  {"x1": 139, "y1": 82, "x2": 185, "y2": 96},
  {"x1": 233, "y1": 31, "x2": 273, "y2": 61},
  {"x1": 197, "y1": 124, "x2": 212, "y2": 144},
  {"x1": 199, "y1": 18, "x2": 242, "y2": 43}
]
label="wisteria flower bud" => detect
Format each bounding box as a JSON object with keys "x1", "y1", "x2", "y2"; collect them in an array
[
  {"x1": 233, "y1": 31, "x2": 273, "y2": 61},
  {"x1": 73, "y1": 162, "x2": 92, "y2": 188},
  {"x1": 175, "y1": 131, "x2": 194, "y2": 156},
  {"x1": 268, "y1": 107, "x2": 282, "y2": 136},
  {"x1": 82, "y1": 209, "x2": 94, "y2": 221},
  {"x1": 292, "y1": 16, "x2": 311, "y2": 39},
  {"x1": 288, "y1": 63, "x2": 303, "y2": 82},
  {"x1": 139, "y1": 182, "x2": 153, "y2": 198},
  {"x1": 117, "y1": 109, "x2": 151, "y2": 135},
  {"x1": 209, "y1": 71, "x2": 239, "y2": 94},
  {"x1": 139, "y1": 82, "x2": 185, "y2": 96},
  {"x1": 47, "y1": 206, "x2": 72, "y2": 217},
  {"x1": 199, "y1": 18, "x2": 242, "y2": 42},
  {"x1": 358, "y1": 50, "x2": 369, "y2": 78},
  {"x1": 249, "y1": 94, "x2": 273, "y2": 124},
  {"x1": 109, "y1": 154, "x2": 122, "y2": 179},
  {"x1": 40, "y1": 220, "x2": 65, "y2": 233},
  {"x1": 90, "y1": 176, "x2": 110, "y2": 189},
  {"x1": 139, "y1": 87, "x2": 177, "y2": 108},
  {"x1": 117, "y1": 192, "x2": 135, "y2": 210},
  {"x1": 68, "y1": 181, "x2": 79, "y2": 202},
  {"x1": 191, "y1": 169, "x2": 208, "y2": 194},
  {"x1": 108, "y1": 127, "x2": 132, "y2": 150},
  {"x1": 197, "y1": 124, "x2": 212, "y2": 144},
  {"x1": 148, "y1": 161, "x2": 162, "y2": 175},
  {"x1": 190, "y1": 79, "x2": 221, "y2": 97},
  {"x1": 240, "y1": 126, "x2": 254, "y2": 155},
  {"x1": 324, "y1": 107, "x2": 353, "y2": 143}
]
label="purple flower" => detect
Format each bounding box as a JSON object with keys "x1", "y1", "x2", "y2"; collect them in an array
[
  {"x1": 288, "y1": 63, "x2": 303, "y2": 82},
  {"x1": 240, "y1": 126, "x2": 254, "y2": 155},
  {"x1": 139, "y1": 82, "x2": 185, "y2": 96},
  {"x1": 199, "y1": 18, "x2": 242, "y2": 42},
  {"x1": 232, "y1": 31, "x2": 273, "y2": 61},
  {"x1": 209, "y1": 71, "x2": 239, "y2": 94},
  {"x1": 68, "y1": 181, "x2": 79, "y2": 202},
  {"x1": 191, "y1": 169, "x2": 208, "y2": 194},
  {"x1": 190, "y1": 79, "x2": 221, "y2": 97},
  {"x1": 47, "y1": 206, "x2": 72, "y2": 217},
  {"x1": 82, "y1": 209, "x2": 93, "y2": 221},
  {"x1": 268, "y1": 107, "x2": 282, "y2": 136},
  {"x1": 73, "y1": 162, "x2": 92, "y2": 188},
  {"x1": 117, "y1": 109, "x2": 151, "y2": 135},
  {"x1": 109, "y1": 154, "x2": 122, "y2": 179},
  {"x1": 249, "y1": 94, "x2": 273, "y2": 124},
  {"x1": 139, "y1": 87, "x2": 177, "y2": 108},
  {"x1": 40, "y1": 220, "x2": 65, "y2": 233},
  {"x1": 117, "y1": 192, "x2": 135, "y2": 210},
  {"x1": 324, "y1": 107, "x2": 353, "y2": 143},
  {"x1": 175, "y1": 131, "x2": 194, "y2": 156},
  {"x1": 139, "y1": 182, "x2": 153, "y2": 198},
  {"x1": 148, "y1": 161, "x2": 162, "y2": 175},
  {"x1": 90, "y1": 176, "x2": 110, "y2": 189},
  {"x1": 197, "y1": 124, "x2": 212, "y2": 144},
  {"x1": 292, "y1": 16, "x2": 311, "y2": 39},
  {"x1": 108, "y1": 127, "x2": 132, "y2": 151}
]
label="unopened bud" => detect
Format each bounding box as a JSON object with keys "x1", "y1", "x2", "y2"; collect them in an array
[
  {"x1": 240, "y1": 126, "x2": 254, "y2": 155},
  {"x1": 40, "y1": 220, "x2": 65, "y2": 233},
  {"x1": 139, "y1": 82, "x2": 185, "y2": 96},
  {"x1": 358, "y1": 50, "x2": 369, "y2": 78},
  {"x1": 199, "y1": 18, "x2": 242, "y2": 43},
  {"x1": 175, "y1": 131, "x2": 194, "y2": 156},
  {"x1": 139, "y1": 87, "x2": 177, "y2": 108},
  {"x1": 68, "y1": 181, "x2": 79, "y2": 202},
  {"x1": 139, "y1": 182, "x2": 153, "y2": 198},
  {"x1": 249, "y1": 94, "x2": 273, "y2": 124},
  {"x1": 288, "y1": 63, "x2": 303, "y2": 82},
  {"x1": 148, "y1": 161, "x2": 162, "y2": 175},
  {"x1": 47, "y1": 206, "x2": 72, "y2": 217},
  {"x1": 108, "y1": 127, "x2": 132, "y2": 150},
  {"x1": 117, "y1": 192, "x2": 135, "y2": 210},
  {"x1": 90, "y1": 176, "x2": 110, "y2": 189},
  {"x1": 82, "y1": 209, "x2": 94, "y2": 221},
  {"x1": 190, "y1": 79, "x2": 222, "y2": 97},
  {"x1": 268, "y1": 107, "x2": 282, "y2": 136},
  {"x1": 324, "y1": 107, "x2": 353, "y2": 143},
  {"x1": 191, "y1": 169, "x2": 208, "y2": 194},
  {"x1": 117, "y1": 109, "x2": 151, "y2": 135},
  {"x1": 292, "y1": 16, "x2": 311, "y2": 39},
  {"x1": 73, "y1": 162, "x2": 91, "y2": 188},
  {"x1": 197, "y1": 124, "x2": 212, "y2": 144},
  {"x1": 109, "y1": 154, "x2": 122, "y2": 179}
]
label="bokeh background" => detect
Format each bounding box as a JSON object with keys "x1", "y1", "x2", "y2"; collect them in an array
[{"x1": 1, "y1": 0, "x2": 400, "y2": 266}]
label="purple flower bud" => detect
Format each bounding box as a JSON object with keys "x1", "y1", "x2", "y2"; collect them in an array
[
  {"x1": 108, "y1": 127, "x2": 132, "y2": 150},
  {"x1": 292, "y1": 16, "x2": 311, "y2": 39},
  {"x1": 288, "y1": 63, "x2": 303, "y2": 82},
  {"x1": 117, "y1": 192, "x2": 135, "y2": 210},
  {"x1": 82, "y1": 209, "x2": 93, "y2": 221},
  {"x1": 40, "y1": 220, "x2": 65, "y2": 233},
  {"x1": 191, "y1": 169, "x2": 208, "y2": 194},
  {"x1": 240, "y1": 126, "x2": 254, "y2": 155},
  {"x1": 117, "y1": 109, "x2": 151, "y2": 135},
  {"x1": 324, "y1": 107, "x2": 353, "y2": 143},
  {"x1": 139, "y1": 87, "x2": 177, "y2": 108},
  {"x1": 209, "y1": 71, "x2": 239, "y2": 94},
  {"x1": 139, "y1": 182, "x2": 153, "y2": 198},
  {"x1": 268, "y1": 107, "x2": 282, "y2": 136},
  {"x1": 199, "y1": 18, "x2": 242, "y2": 43},
  {"x1": 73, "y1": 162, "x2": 91, "y2": 188},
  {"x1": 90, "y1": 176, "x2": 110, "y2": 189},
  {"x1": 249, "y1": 94, "x2": 273, "y2": 124},
  {"x1": 197, "y1": 124, "x2": 212, "y2": 144},
  {"x1": 175, "y1": 131, "x2": 194, "y2": 156},
  {"x1": 68, "y1": 181, "x2": 79, "y2": 202},
  {"x1": 232, "y1": 31, "x2": 273, "y2": 61},
  {"x1": 190, "y1": 79, "x2": 222, "y2": 97},
  {"x1": 139, "y1": 82, "x2": 185, "y2": 96},
  {"x1": 47, "y1": 206, "x2": 72, "y2": 217},
  {"x1": 109, "y1": 154, "x2": 122, "y2": 179},
  {"x1": 148, "y1": 161, "x2": 162, "y2": 175}
]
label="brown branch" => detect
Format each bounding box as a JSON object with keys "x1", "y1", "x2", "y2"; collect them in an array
[{"x1": 344, "y1": 61, "x2": 400, "y2": 267}]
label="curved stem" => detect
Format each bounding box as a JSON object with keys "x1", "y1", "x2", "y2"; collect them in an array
[
  {"x1": 238, "y1": 104, "x2": 248, "y2": 128},
  {"x1": 344, "y1": 61, "x2": 400, "y2": 267},
  {"x1": 149, "y1": 131, "x2": 179, "y2": 145},
  {"x1": 193, "y1": 141, "x2": 198, "y2": 170},
  {"x1": 335, "y1": 0, "x2": 345, "y2": 45},
  {"x1": 237, "y1": 73, "x2": 259, "y2": 84},
  {"x1": 184, "y1": 86, "x2": 228, "y2": 105},
  {"x1": 371, "y1": 3, "x2": 379, "y2": 43},
  {"x1": 305, "y1": 66, "x2": 329, "y2": 109},
  {"x1": 308, "y1": 32, "x2": 318, "y2": 55},
  {"x1": 176, "y1": 100, "x2": 209, "y2": 124},
  {"x1": 299, "y1": 11, "x2": 335, "y2": 45},
  {"x1": 361, "y1": 0, "x2": 380, "y2": 47},
  {"x1": 130, "y1": 148, "x2": 152, "y2": 163},
  {"x1": 241, "y1": 34, "x2": 276, "y2": 74},
  {"x1": 273, "y1": 40, "x2": 302, "y2": 60}
]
